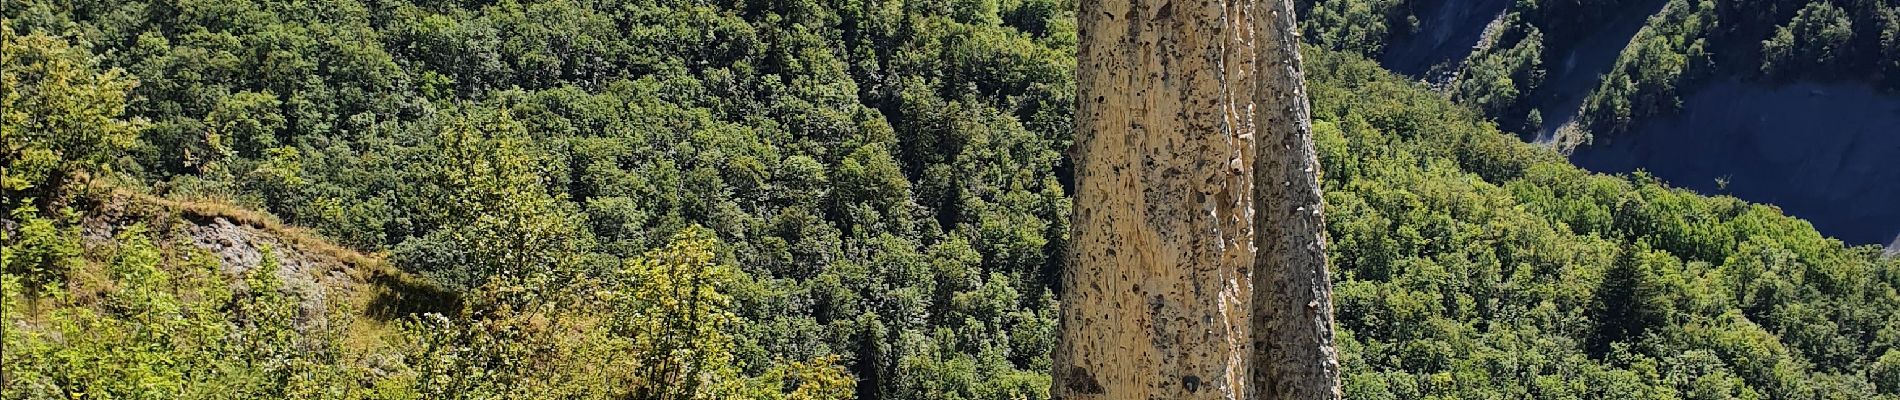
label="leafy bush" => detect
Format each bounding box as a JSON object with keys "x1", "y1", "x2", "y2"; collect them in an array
[
  {"x1": 1761, "y1": 2, "x2": 1856, "y2": 77},
  {"x1": 0, "y1": 26, "x2": 144, "y2": 200}
]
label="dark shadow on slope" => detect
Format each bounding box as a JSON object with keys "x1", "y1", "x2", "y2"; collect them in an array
[
  {"x1": 365, "y1": 268, "x2": 463, "y2": 320},
  {"x1": 1381, "y1": 0, "x2": 1511, "y2": 76},
  {"x1": 1570, "y1": 79, "x2": 1900, "y2": 245},
  {"x1": 1533, "y1": 0, "x2": 1670, "y2": 142}
]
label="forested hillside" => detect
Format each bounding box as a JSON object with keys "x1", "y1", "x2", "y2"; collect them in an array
[{"x1": 4, "y1": 0, "x2": 1899, "y2": 398}]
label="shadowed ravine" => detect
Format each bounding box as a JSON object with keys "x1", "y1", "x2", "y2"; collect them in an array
[
  {"x1": 1379, "y1": 0, "x2": 1511, "y2": 77},
  {"x1": 1534, "y1": 0, "x2": 1670, "y2": 143},
  {"x1": 1570, "y1": 79, "x2": 1900, "y2": 245},
  {"x1": 1373, "y1": 0, "x2": 1897, "y2": 246}
]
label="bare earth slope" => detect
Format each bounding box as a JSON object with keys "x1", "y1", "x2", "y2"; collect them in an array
[{"x1": 1570, "y1": 79, "x2": 1900, "y2": 245}]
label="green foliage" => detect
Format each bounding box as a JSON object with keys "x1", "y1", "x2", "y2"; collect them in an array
[
  {"x1": 1578, "y1": 0, "x2": 1715, "y2": 137},
  {"x1": 1294, "y1": 0, "x2": 1656, "y2": 137},
  {"x1": 1449, "y1": 17, "x2": 1548, "y2": 132},
  {"x1": 1308, "y1": 49, "x2": 1898, "y2": 399},
  {"x1": 1876, "y1": 350, "x2": 1900, "y2": 395},
  {"x1": 1301, "y1": 0, "x2": 1900, "y2": 140},
  {"x1": 612, "y1": 227, "x2": 743, "y2": 399},
  {"x1": 392, "y1": 226, "x2": 855, "y2": 399},
  {"x1": 2, "y1": 225, "x2": 371, "y2": 398},
  {"x1": 1573, "y1": 0, "x2": 1900, "y2": 140},
  {"x1": 204, "y1": 91, "x2": 286, "y2": 160},
  {"x1": 1296, "y1": 0, "x2": 1410, "y2": 56},
  {"x1": 1, "y1": 205, "x2": 82, "y2": 292},
  {"x1": 0, "y1": 26, "x2": 144, "y2": 199},
  {"x1": 392, "y1": 107, "x2": 584, "y2": 294},
  {"x1": 1761, "y1": 2, "x2": 1856, "y2": 77}
]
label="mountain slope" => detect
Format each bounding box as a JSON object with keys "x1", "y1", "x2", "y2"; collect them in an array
[{"x1": 4, "y1": 0, "x2": 1899, "y2": 398}]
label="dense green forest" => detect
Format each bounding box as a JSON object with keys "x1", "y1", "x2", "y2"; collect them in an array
[{"x1": 4, "y1": 0, "x2": 1899, "y2": 398}]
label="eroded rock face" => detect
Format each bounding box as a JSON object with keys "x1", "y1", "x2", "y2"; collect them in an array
[
  {"x1": 1055, "y1": 0, "x2": 1259, "y2": 397},
  {"x1": 1884, "y1": 235, "x2": 1898, "y2": 260},
  {"x1": 194, "y1": 218, "x2": 365, "y2": 334},
  {"x1": 1058, "y1": 0, "x2": 1343, "y2": 398},
  {"x1": 83, "y1": 216, "x2": 355, "y2": 335},
  {"x1": 1251, "y1": 1, "x2": 1344, "y2": 398}
]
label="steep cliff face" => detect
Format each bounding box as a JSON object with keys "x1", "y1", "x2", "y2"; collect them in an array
[
  {"x1": 1057, "y1": 0, "x2": 1344, "y2": 398},
  {"x1": 1251, "y1": 1, "x2": 1344, "y2": 399},
  {"x1": 1055, "y1": 0, "x2": 1259, "y2": 396}
]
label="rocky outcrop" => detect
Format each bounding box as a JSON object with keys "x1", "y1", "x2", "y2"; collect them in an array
[
  {"x1": 186, "y1": 217, "x2": 356, "y2": 326},
  {"x1": 1886, "y1": 235, "x2": 1898, "y2": 259},
  {"x1": 74, "y1": 190, "x2": 449, "y2": 334}
]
